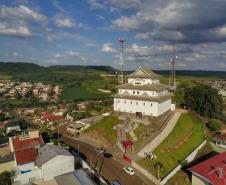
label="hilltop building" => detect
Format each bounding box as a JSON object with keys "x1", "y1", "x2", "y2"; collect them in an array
[{"x1": 113, "y1": 66, "x2": 173, "y2": 117}]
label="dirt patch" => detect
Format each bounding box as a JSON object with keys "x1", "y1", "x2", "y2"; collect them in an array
[
  {"x1": 160, "y1": 126, "x2": 195, "y2": 153},
  {"x1": 79, "y1": 130, "x2": 115, "y2": 151}
]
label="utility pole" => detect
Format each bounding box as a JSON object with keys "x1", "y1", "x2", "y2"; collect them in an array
[
  {"x1": 169, "y1": 46, "x2": 177, "y2": 92},
  {"x1": 118, "y1": 37, "x2": 125, "y2": 84}
]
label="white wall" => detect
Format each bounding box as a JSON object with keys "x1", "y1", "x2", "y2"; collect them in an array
[
  {"x1": 13, "y1": 168, "x2": 42, "y2": 185},
  {"x1": 114, "y1": 98, "x2": 159, "y2": 116},
  {"x1": 128, "y1": 78, "x2": 159, "y2": 85},
  {"x1": 42, "y1": 155, "x2": 74, "y2": 181},
  {"x1": 157, "y1": 99, "x2": 171, "y2": 116},
  {"x1": 18, "y1": 162, "x2": 35, "y2": 171},
  {"x1": 192, "y1": 174, "x2": 211, "y2": 185},
  {"x1": 119, "y1": 89, "x2": 158, "y2": 97}
]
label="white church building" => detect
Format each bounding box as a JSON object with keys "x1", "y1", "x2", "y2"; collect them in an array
[{"x1": 113, "y1": 66, "x2": 173, "y2": 117}]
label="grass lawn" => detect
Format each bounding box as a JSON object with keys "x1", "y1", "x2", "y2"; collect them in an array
[
  {"x1": 84, "y1": 115, "x2": 122, "y2": 143},
  {"x1": 61, "y1": 79, "x2": 114, "y2": 101},
  {"x1": 138, "y1": 113, "x2": 205, "y2": 178}
]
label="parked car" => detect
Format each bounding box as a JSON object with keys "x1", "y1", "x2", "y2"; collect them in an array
[
  {"x1": 104, "y1": 152, "x2": 113, "y2": 158},
  {"x1": 111, "y1": 180, "x2": 121, "y2": 185},
  {"x1": 95, "y1": 147, "x2": 105, "y2": 154},
  {"x1": 123, "y1": 166, "x2": 135, "y2": 175}
]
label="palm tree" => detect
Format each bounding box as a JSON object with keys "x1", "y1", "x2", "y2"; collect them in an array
[{"x1": 154, "y1": 162, "x2": 163, "y2": 179}]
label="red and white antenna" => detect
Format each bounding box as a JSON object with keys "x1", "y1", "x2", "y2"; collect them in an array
[{"x1": 118, "y1": 37, "x2": 125, "y2": 84}]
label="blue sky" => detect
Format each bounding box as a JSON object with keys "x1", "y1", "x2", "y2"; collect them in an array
[{"x1": 0, "y1": 0, "x2": 226, "y2": 71}]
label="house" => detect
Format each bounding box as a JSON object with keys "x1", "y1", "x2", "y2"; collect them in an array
[
  {"x1": 0, "y1": 140, "x2": 14, "y2": 173},
  {"x1": 113, "y1": 66, "x2": 173, "y2": 117},
  {"x1": 32, "y1": 169, "x2": 94, "y2": 185},
  {"x1": 67, "y1": 122, "x2": 86, "y2": 134},
  {"x1": 188, "y1": 151, "x2": 226, "y2": 185},
  {"x1": 6, "y1": 125, "x2": 21, "y2": 134},
  {"x1": 35, "y1": 144, "x2": 74, "y2": 181},
  {"x1": 212, "y1": 132, "x2": 226, "y2": 149},
  {"x1": 10, "y1": 131, "x2": 44, "y2": 185},
  {"x1": 11, "y1": 142, "x2": 74, "y2": 185},
  {"x1": 41, "y1": 113, "x2": 64, "y2": 125}
]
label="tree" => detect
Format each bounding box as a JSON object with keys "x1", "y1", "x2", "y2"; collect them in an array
[
  {"x1": 184, "y1": 84, "x2": 223, "y2": 118},
  {"x1": 0, "y1": 171, "x2": 11, "y2": 185},
  {"x1": 0, "y1": 113, "x2": 5, "y2": 122},
  {"x1": 206, "y1": 119, "x2": 221, "y2": 132},
  {"x1": 154, "y1": 162, "x2": 163, "y2": 179}
]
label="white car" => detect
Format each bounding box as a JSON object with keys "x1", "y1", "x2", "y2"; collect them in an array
[{"x1": 123, "y1": 166, "x2": 135, "y2": 175}]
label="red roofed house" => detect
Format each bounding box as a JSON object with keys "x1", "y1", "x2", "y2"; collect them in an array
[
  {"x1": 41, "y1": 113, "x2": 64, "y2": 125},
  {"x1": 9, "y1": 130, "x2": 44, "y2": 184},
  {"x1": 188, "y1": 151, "x2": 226, "y2": 185}
]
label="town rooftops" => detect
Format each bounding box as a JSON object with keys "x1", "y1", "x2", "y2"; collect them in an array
[
  {"x1": 188, "y1": 151, "x2": 226, "y2": 185},
  {"x1": 36, "y1": 144, "x2": 72, "y2": 167},
  {"x1": 129, "y1": 66, "x2": 160, "y2": 79},
  {"x1": 117, "y1": 83, "x2": 169, "y2": 91}
]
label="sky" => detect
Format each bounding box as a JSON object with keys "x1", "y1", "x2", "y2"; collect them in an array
[{"x1": 0, "y1": 0, "x2": 226, "y2": 71}]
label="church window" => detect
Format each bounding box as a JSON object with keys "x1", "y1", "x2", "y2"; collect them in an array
[
  {"x1": 133, "y1": 91, "x2": 135, "y2": 94},
  {"x1": 151, "y1": 103, "x2": 152, "y2": 107},
  {"x1": 137, "y1": 91, "x2": 140, "y2": 94},
  {"x1": 130, "y1": 101, "x2": 132, "y2": 104},
  {"x1": 143, "y1": 103, "x2": 145, "y2": 106},
  {"x1": 124, "y1": 100, "x2": 126, "y2": 104},
  {"x1": 136, "y1": 102, "x2": 138, "y2": 105}
]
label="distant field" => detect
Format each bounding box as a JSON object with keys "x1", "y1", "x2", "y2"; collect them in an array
[
  {"x1": 138, "y1": 113, "x2": 205, "y2": 178},
  {"x1": 160, "y1": 75, "x2": 223, "y2": 85},
  {"x1": 0, "y1": 75, "x2": 12, "y2": 80},
  {"x1": 61, "y1": 78, "x2": 116, "y2": 101}
]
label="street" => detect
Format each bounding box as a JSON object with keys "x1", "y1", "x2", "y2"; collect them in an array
[{"x1": 61, "y1": 136, "x2": 146, "y2": 185}]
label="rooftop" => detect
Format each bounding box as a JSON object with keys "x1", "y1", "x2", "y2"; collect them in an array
[
  {"x1": 117, "y1": 83, "x2": 169, "y2": 92},
  {"x1": 12, "y1": 136, "x2": 43, "y2": 151},
  {"x1": 129, "y1": 66, "x2": 160, "y2": 79},
  {"x1": 113, "y1": 93, "x2": 171, "y2": 103},
  {"x1": 188, "y1": 151, "x2": 226, "y2": 185},
  {"x1": 55, "y1": 170, "x2": 94, "y2": 185},
  {"x1": 15, "y1": 148, "x2": 37, "y2": 165},
  {"x1": 36, "y1": 144, "x2": 72, "y2": 167}
]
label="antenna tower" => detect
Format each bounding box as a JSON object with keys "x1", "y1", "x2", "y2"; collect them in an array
[
  {"x1": 118, "y1": 37, "x2": 125, "y2": 84},
  {"x1": 169, "y1": 46, "x2": 177, "y2": 92}
]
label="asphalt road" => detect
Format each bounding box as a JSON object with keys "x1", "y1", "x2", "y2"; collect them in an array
[{"x1": 61, "y1": 136, "x2": 146, "y2": 185}]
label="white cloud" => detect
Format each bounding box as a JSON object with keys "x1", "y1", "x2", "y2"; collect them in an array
[
  {"x1": 54, "y1": 17, "x2": 88, "y2": 29},
  {"x1": 101, "y1": 43, "x2": 116, "y2": 53},
  {"x1": 0, "y1": 5, "x2": 47, "y2": 23},
  {"x1": 54, "y1": 18, "x2": 75, "y2": 28},
  {"x1": 52, "y1": 50, "x2": 87, "y2": 63},
  {"x1": 88, "y1": 0, "x2": 106, "y2": 10},
  {"x1": 0, "y1": 22, "x2": 32, "y2": 37}
]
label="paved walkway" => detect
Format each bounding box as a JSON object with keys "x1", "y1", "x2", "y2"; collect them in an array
[
  {"x1": 137, "y1": 109, "x2": 184, "y2": 158},
  {"x1": 129, "y1": 123, "x2": 139, "y2": 141}
]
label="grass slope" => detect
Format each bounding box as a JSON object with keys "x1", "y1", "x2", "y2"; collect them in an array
[
  {"x1": 84, "y1": 115, "x2": 121, "y2": 143},
  {"x1": 138, "y1": 113, "x2": 205, "y2": 178}
]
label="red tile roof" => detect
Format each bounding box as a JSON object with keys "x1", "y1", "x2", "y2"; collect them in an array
[
  {"x1": 41, "y1": 113, "x2": 63, "y2": 122},
  {"x1": 12, "y1": 136, "x2": 43, "y2": 165},
  {"x1": 12, "y1": 136, "x2": 43, "y2": 151},
  {"x1": 15, "y1": 148, "x2": 37, "y2": 165},
  {"x1": 188, "y1": 152, "x2": 226, "y2": 185}
]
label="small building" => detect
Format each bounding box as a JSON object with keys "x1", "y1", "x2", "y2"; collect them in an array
[
  {"x1": 41, "y1": 113, "x2": 64, "y2": 125},
  {"x1": 35, "y1": 144, "x2": 74, "y2": 181},
  {"x1": 212, "y1": 132, "x2": 226, "y2": 149},
  {"x1": 113, "y1": 66, "x2": 173, "y2": 117},
  {"x1": 188, "y1": 151, "x2": 226, "y2": 185},
  {"x1": 67, "y1": 122, "x2": 86, "y2": 134}
]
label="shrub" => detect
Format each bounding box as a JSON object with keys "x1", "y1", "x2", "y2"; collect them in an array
[{"x1": 206, "y1": 119, "x2": 221, "y2": 132}]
